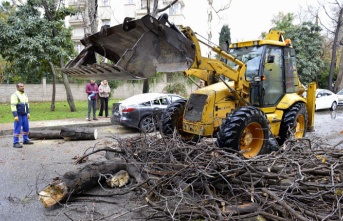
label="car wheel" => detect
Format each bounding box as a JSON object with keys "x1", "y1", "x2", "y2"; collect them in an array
[
  {"x1": 215, "y1": 106, "x2": 271, "y2": 158},
  {"x1": 139, "y1": 116, "x2": 155, "y2": 133},
  {"x1": 162, "y1": 98, "x2": 201, "y2": 144},
  {"x1": 277, "y1": 102, "x2": 308, "y2": 146},
  {"x1": 330, "y1": 101, "x2": 337, "y2": 111}
]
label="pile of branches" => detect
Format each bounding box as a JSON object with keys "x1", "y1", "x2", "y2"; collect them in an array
[{"x1": 87, "y1": 134, "x2": 343, "y2": 221}]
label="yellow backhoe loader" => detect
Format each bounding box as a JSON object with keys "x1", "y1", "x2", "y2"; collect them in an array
[{"x1": 62, "y1": 14, "x2": 316, "y2": 158}]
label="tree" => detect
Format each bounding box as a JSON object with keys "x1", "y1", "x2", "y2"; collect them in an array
[
  {"x1": 219, "y1": 25, "x2": 231, "y2": 49},
  {"x1": 0, "y1": 0, "x2": 77, "y2": 111},
  {"x1": 308, "y1": 1, "x2": 343, "y2": 91},
  {"x1": 327, "y1": 4, "x2": 343, "y2": 91},
  {"x1": 271, "y1": 12, "x2": 295, "y2": 31},
  {"x1": 271, "y1": 13, "x2": 324, "y2": 85}
]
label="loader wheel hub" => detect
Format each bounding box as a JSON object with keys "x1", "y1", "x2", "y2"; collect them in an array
[
  {"x1": 240, "y1": 122, "x2": 264, "y2": 158},
  {"x1": 242, "y1": 131, "x2": 253, "y2": 146}
]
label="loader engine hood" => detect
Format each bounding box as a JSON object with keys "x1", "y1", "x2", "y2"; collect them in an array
[{"x1": 61, "y1": 14, "x2": 195, "y2": 80}]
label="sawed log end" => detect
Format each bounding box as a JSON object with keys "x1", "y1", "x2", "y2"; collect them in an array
[{"x1": 38, "y1": 179, "x2": 68, "y2": 208}]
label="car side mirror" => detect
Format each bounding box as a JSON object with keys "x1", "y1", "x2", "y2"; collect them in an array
[{"x1": 317, "y1": 94, "x2": 321, "y2": 98}]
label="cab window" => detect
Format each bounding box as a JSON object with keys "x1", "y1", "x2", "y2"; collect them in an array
[{"x1": 262, "y1": 47, "x2": 284, "y2": 105}]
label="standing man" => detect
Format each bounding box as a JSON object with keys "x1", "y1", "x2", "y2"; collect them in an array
[
  {"x1": 86, "y1": 79, "x2": 99, "y2": 121},
  {"x1": 11, "y1": 82, "x2": 34, "y2": 148},
  {"x1": 98, "y1": 80, "x2": 111, "y2": 118}
]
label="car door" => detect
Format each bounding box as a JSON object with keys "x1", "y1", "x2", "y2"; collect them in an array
[
  {"x1": 316, "y1": 90, "x2": 331, "y2": 110},
  {"x1": 323, "y1": 90, "x2": 334, "y2": 109},
  {"x1": 151, "y1": 96, "x2": 166, "y2": 126},
  {"x1": 316, "y1": 91, "x2": 325, "y2": 110}
]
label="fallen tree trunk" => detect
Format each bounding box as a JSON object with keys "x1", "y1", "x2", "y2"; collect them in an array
[
  {"x1": 29, "y1": 130, "x2": 62, "y2": 139},
  {"x1": 39, "y1": 160, "x2": 127, "y2": 208},
  {"x1": 30, "y1": 127, "x2": 98, "y2": 140},
  {"x1": 61, "y1": 127, "x2": 98, "y2": 140}
]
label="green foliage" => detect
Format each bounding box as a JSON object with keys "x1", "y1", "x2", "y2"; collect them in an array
[
  {"x1": 271, "y1": 13, "x2": 324, "y2": 85},
  {"x1": 0, "y1": 99, "x2": 120, "y2": 123},
  {"x1": 163, "y1": 82, "x2": 187, "y2": 97},
  {"x1": 271, "y1": 12, "x2": 295, "y2": 31},
  {"x1": 284, "y1": 22, "x2": 324, "y2": 84},
  {"x1": 0, "y1": 0, "x2": 76, "y2": 83},
  {"x1": 219, "y1": 25, "x2": 231, "y2": 49}
]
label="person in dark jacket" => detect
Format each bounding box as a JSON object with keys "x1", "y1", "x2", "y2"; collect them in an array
[
  {"x1": 85, "y1": 79, "x2": 99, "y2": 121},
  {"x1": 10, "y1": 83, "x2": 34, "y2": 148}
]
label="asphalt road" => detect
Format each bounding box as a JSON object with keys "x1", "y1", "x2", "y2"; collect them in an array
[
  {"x1": 306, "y1": 106, "x2": 343, "y2": 147},
  {"x1": 0, "y1": 108, "x2": 342, "y2": 220}
]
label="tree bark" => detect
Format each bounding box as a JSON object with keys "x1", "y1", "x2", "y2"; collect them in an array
[
  {"x1": 60, "y1": 127, "x2": 98, "y2": 140},
  {"x1": 29, "y1": 130, "x2": 62, "y2": 139},
  {"x1": 62, "y1": 72, "x2": 77, "y2": 112},
  {"x1": 334, "y1": 42, "x2": 343, "y2": 92},
  {"x1": 328, "y1": 7, "x2": 343, "y2": 91},
  {"x1": 49, "y1": 62, "x2": 56, "y2": 111},
  {"x1": 39, "y1": 160, "x2": 127, "y2": 208}
]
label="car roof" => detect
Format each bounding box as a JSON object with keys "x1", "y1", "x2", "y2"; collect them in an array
[
  {"x1": 317, "y1": 88, "x2": 334, "y2": 93},
  {"x1": 120, "y1": 93, "x2": 181, "y2": 105}
]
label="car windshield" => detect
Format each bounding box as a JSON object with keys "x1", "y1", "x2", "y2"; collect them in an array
[
  {"x1": 229, "y1": 46, "x2": 264, "y2": 81},
  {"x1": 337, "y1": 90, "x2": 343, "y2": 95}
]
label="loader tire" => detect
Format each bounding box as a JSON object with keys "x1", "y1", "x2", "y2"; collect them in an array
[
  {"x1": 216, "y1": 106, "x2": 270, "y2": 158},
  {"x1": 162, "y1": 99, "x2": 200, "y2": 144},
  {"x1": 277, "y1": 102, "x2": 308, "y2": 146}
]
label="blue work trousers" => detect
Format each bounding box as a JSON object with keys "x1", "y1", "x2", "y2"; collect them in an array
[{"x1": 13, "y1": 115, "x2": 29, "y2": 144}]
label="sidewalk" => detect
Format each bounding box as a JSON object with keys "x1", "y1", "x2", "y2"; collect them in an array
[{"x1": 0, "y1": 117, "x2": 112, "y2": 136}]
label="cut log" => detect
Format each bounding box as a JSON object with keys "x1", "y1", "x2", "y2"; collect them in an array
[
  {"x1": 39, "y1": 160, "x2": 127, "y2": 208},
  {"x1": 29, "y1": 130, "x2": 62, "y2": 139},
  {"x1": 60, "y1": 126, "x2": 98, "y2": 140}
]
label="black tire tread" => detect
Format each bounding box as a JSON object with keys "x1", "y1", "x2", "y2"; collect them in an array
[
  {"x1": 216, "y1": 106, "x2": 271, "y2": 156},
  {"x1": 162, "y1": 99, "x2": 200, "y2": 143},
  {"x1": 277, "y1": 102, "x2": 308, "y2": 145},
  {"x1": 162, "y1": 99, "x2": 187, "y2": 135}
]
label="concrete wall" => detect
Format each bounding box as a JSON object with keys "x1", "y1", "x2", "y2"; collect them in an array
[{"x1": 0, "y1": 78, "x2": 197, "y2": 103}]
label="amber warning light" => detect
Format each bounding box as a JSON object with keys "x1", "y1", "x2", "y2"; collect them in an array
[{"x1": 285, "y1": 39, "x2": 292, "y2": 46}]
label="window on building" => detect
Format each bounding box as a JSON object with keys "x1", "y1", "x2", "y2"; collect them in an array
[
  {"x1": 169, "y1": 2, "x2": 181, "y2": 15},
  {"x1": 102, "y1": 19, "x2": 110, "y2": 26},
  {"x1": 75, "y1": 43, "x2": 84, "y2": 53},
  {"x1": 166, "y1": 73, "x2": 174, "y2": 83},
  {"x1": 141, "y1": 0, "x2": 147, "y2": 9},
  {"x1": 103, "y1": 0, "x2": 109, "y2": 6}
]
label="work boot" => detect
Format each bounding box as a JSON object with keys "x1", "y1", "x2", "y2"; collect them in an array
[
  {"x1": 23, "y1": 140, "x2": 34, "y2": 145},
  {"x1": 93, "y1": 118, "x2": 98, "y2": 120},
  {"x1": 13, "y1": 143, "x2": 23, "y2": 148}
]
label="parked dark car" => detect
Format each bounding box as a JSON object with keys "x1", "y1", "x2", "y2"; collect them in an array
[{"x1": 110, "y1": 93, "x2": 185, "y2": 132}]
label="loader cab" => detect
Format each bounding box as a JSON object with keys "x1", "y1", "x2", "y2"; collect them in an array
[{"x1": 229, "y1": 44, "x2": 299, "y2": 108}]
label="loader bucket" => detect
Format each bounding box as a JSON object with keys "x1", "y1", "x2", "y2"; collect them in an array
[{"x1": 61, "y1": 14, "x2": 195, "y2": 80}]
